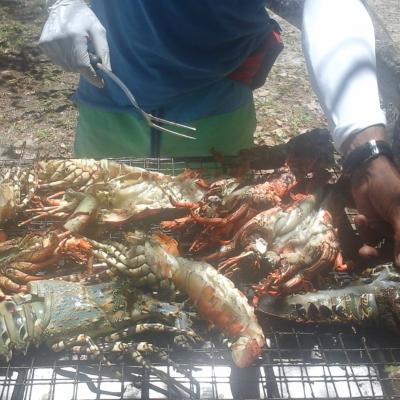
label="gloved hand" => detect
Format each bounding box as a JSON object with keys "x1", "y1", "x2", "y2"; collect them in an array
[{"x1": 39, "y1": 0, "x2": 111, "y2": 87}]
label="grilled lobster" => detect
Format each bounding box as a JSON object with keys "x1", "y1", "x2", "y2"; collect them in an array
[
  {"x1": 82, "y1": 231, "x2": 266, "y2": 368},
  {"x1": 0, "y1": 278, "x2": 200, "y2": 393},
  {"x1": 258, "y1": 264, "x2": 400, "y2": 333}
]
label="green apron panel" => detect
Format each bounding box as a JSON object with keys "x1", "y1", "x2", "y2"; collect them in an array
[{"x1": 74, "y1": 101, "x2": 256, "y2": 158}]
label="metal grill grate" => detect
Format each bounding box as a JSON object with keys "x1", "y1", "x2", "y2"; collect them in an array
[
  {"x1": 1, "y1": 324, "x2": 400, "y2": 399},
  {"x1": 0, "y1": 156, "x2": 276, "y2": 179},
  {"x1": 1, "y1": 157, "x2": 399, "y2": 400}
]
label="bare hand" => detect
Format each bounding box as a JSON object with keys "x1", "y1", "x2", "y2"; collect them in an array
[{"x1": 351, "y1": 156, "x2": 400, "y2": 266}]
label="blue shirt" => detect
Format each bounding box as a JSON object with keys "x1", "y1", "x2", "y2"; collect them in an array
[{"x1": 75, "y1": 1, "x2": 271, "y2": 121}]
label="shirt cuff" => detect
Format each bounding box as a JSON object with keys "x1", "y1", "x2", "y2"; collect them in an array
[{"x1": 330, "y1": 111, "x2": 387, "y2": 152}]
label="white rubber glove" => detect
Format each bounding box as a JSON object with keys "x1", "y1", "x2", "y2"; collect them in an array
[{"x1": 39, "y1": 0, "x2": 111, "y2": 87}]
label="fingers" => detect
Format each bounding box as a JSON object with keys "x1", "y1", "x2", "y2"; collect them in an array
[
  {"x1": 354, "y1": 212, "x2": 400, "y2": 267},
  {"x1": 89, "y1": 23, "x2": 111, "y2": 70},
  {"x1": 72, "y1": 35, "x2": 104, "y2": 88},
  {"x1": 40, "y1": 32, "x2": 104, "y2": 87},
  {"x1": 39, "y1": 33, "x2": 70, "y2": 70},
  {"x1": 354, "y1": 214, "x2": 393, "y2": 240},
  {"x1": 353, "y1": 214, "x2": 382, "y2": 245},
  {"x1": 354, "y1": 213, "x2": 392, "y2": 260},
  {"x1": 358, "y1": 243, "x2": 380, "y2": 258}
]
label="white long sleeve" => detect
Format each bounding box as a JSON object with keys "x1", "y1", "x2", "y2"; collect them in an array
[{"x1": 302, "y1": 0, "x2": 386, "y2": 152}]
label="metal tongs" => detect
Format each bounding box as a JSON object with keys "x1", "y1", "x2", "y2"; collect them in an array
[{"x1": 89, "y1": 54, "x2": 196, "y2": 140}]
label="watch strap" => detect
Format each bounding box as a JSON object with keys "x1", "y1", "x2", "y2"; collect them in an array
[{"x1": 343, "y1": 140, "x2": 393, "y2": 176}]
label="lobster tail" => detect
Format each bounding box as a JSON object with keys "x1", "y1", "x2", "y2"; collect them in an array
[
  {"x1": 231, "y1": 335, "x2": 264, "y2": 368},
  {"x1": 259, "y1": 290, "x2": 379, "y2": 324},
  {"x1": 258, "y1": 266, "x2": 400, "y2": 328},
  {"x1": 146, "y1": 235, "x2": 265, "y2": 368}
]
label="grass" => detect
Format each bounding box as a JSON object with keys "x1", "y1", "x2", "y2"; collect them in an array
[
  {"x1": 287, "y1": 108, "x2": 315, "y2": 132},
  {"x1": 0, "y1": 0, "x2": 77, "y2": 158},
  {"x1": 0, "y1": 0, "x2": 43, "y2": 57}
]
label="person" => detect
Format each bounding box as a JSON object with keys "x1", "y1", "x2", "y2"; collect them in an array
[{"x1": 39, "y1": 0, "x2": 400, "y2": 265}]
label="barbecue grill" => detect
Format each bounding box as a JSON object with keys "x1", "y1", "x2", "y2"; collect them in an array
[{"x1": 1, "y1": 157, "x2": 400, "y2": 400}]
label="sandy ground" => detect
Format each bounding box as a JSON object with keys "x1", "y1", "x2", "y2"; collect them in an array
[
  {"x1": 369, "y1": 0, "x2": 400, "y2": 45},
  {"x1": 0, "y1": 0, "x2": 398, "y2": 159}
]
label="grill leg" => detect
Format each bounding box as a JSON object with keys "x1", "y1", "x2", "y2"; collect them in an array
[
  {"x1": 10, "y1": 365, "x2": 28, "y2": 400},
  {"x1": 230, "y1": 364, "x2": 260, "y2": 399}
]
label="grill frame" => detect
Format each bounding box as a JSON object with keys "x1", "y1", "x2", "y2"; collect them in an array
[
  {"x1": 0, "y1": 156, "x2": 399, "y2": 400},
  {"x1": 2, "y1": 324, "x2": 400, "y2": 400}
]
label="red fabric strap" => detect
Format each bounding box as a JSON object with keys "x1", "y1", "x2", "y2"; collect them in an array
[{"x1": 229, "y1": 30, "x2": 283, "y2": 88}]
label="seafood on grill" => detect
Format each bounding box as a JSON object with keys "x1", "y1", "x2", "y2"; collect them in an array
[
  {"x1": 35, "y1": 159, "x2": 137, "y2": 190},
  {"x1": 258, "y1": 264, "x2": 400, "y2": 334},
  {"x1": 0, "y1": 165, "x2": 37, "y2": 225},
  {"x1": 20, "y1": 189, "x2": 99, "y2": 233},
  {"x1": 0, "y1": 230, "x2": 92, "y2": 298},
  {"x1": 176, "y1": 170, "x2": 296, "y2": 222},
  {"x1": 252, "y1": 203, "x2": 344, "y2": 299},
  {"x1": 0, "y1": 159, "x2": 125, "y2": 226},
  {"x1": 162, "y1": 168, "x2": 299, "y2": 254},
  {"x1": 0, "y1": 278, "x2": 201, "y2": 394},
  {"x1": 64, "y1": 231, "x2": 266, "y2": 367},
  {"x1": 82, "y1": 234, "x2": 163, "y2": 289},
  {"x1": 160, "y1": 177, "x2": 243, "y2": 249},
  {"x1": 206, "y1": 191, "x2": 345, "y2": 299},
  {"x1": 210, "y1": 169, "x2": 297, "y2": 213},
  {"x1": 23, "y1": 163, "x2": 207, "y2": 231},
  {"x1": 141, "y1": 233, "x2": 266, "y2": 368},
  {"x1": 91, "y1": 168, "x2": 207, "y2": 225},
  {"x1": 236, "y1": 128, "x2": 336, "y2": 178}
]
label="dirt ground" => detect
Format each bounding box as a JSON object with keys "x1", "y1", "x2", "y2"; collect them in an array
[{"x1": 0, "y1": 0, "x2": 397, "y2": 159}]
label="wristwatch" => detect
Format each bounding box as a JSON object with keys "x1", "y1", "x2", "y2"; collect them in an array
[{"x1": 342, "y1": 139, "x2": 393, "y2": 176}]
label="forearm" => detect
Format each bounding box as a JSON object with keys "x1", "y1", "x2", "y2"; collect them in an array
[{"x1": 302, "y1": 0, "x2": 386, "y2": 153}]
